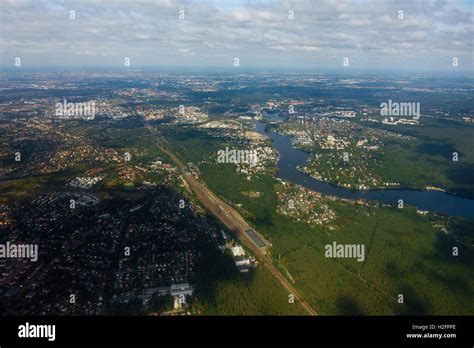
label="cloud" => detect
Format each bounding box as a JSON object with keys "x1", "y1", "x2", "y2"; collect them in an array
[{"x1": 0, "y1": 0, "x2": 472, "y2": 71}]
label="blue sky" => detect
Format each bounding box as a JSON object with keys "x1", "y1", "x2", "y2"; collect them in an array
[{"x1": 0, "y1": 0, "x2": 472, "y2": 72}]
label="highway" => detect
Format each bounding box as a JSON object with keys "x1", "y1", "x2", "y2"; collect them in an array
[{"x1": 148, "y1": 125, "x2": 317, "y2": 315}]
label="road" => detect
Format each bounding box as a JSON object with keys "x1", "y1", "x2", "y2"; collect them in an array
[{"x1": 148, "y1": 125, "x2": 317, "y2": 315}]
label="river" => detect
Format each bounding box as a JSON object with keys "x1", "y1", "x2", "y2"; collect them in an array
[{"x1": 254, "y1": 120, "x2": 474, "y2": 218}]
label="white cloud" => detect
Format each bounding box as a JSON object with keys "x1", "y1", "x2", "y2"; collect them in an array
[{"x1": 0, "y1": 0, "x2": 472, "y2": 71}]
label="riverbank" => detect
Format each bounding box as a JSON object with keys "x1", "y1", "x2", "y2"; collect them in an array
[{"x1": 255, "y1": 122, "x2": 474, "y2": 218}]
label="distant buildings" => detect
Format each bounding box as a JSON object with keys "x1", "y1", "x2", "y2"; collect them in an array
[{"x1": 382, "y1": 117, "x2": 419, "y2": 125}]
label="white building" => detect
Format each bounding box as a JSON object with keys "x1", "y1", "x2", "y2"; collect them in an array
[{"x1": 231, "y1": 245, "x2": 246, "y2": 257}]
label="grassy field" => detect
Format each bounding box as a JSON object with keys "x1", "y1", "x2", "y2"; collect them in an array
[{"x1": 166, "y1": 129, "x2": 474, "y2": 315}]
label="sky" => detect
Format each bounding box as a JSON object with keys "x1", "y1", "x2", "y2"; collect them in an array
[{"x1": 0, "y1": 0, "x2": 473, "y2": 72}]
